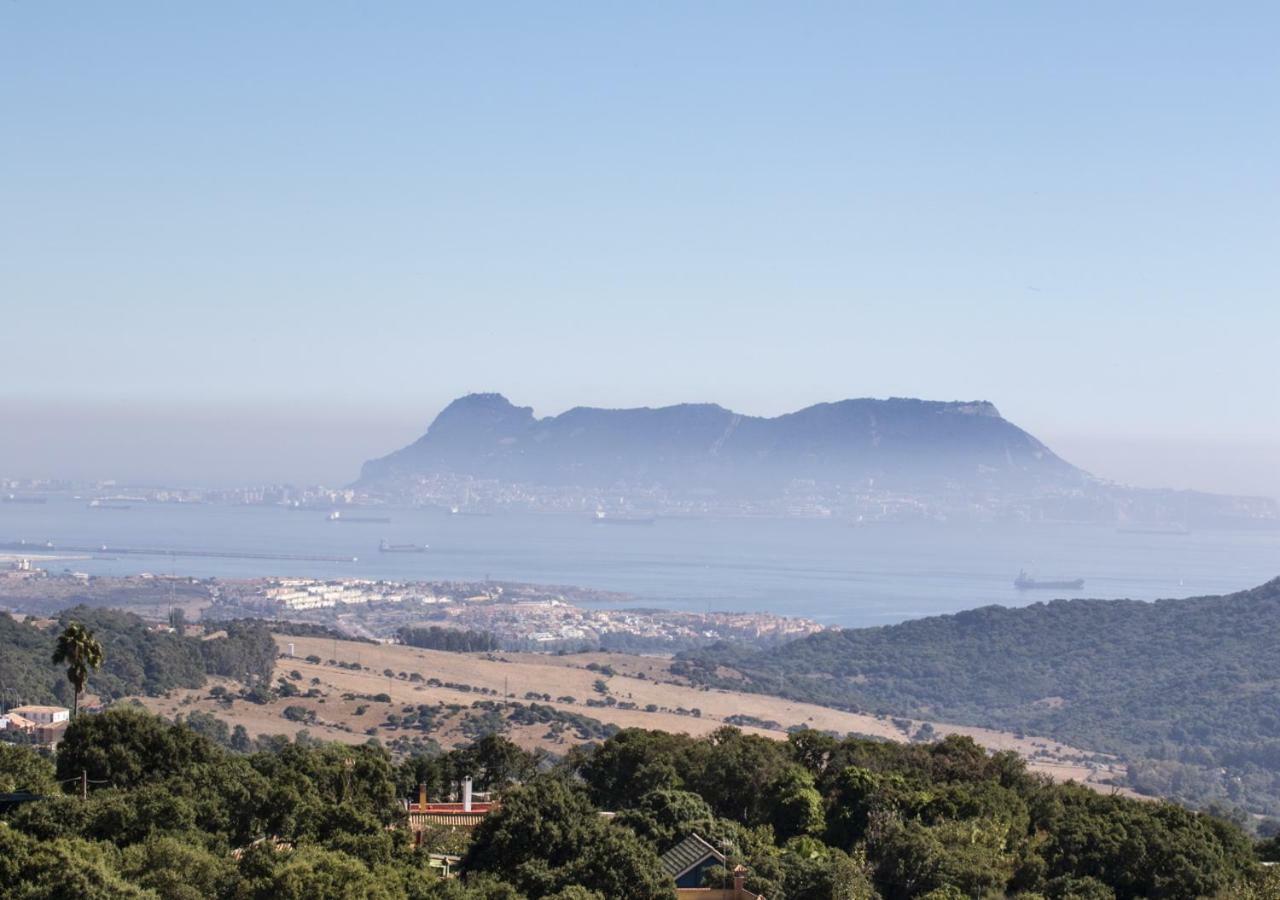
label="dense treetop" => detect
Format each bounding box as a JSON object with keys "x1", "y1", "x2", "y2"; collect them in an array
[{"x1": 2, "y1": 708, "x2": 1277, "y2": 899}]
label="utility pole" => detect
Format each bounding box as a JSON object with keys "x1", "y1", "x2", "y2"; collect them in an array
[
  {"x1": 341, "y1": 757, "x2": 354, "y2": 804},
  {"x1": 80, "y1": 770, "x2": 87, "y2": 801},
  {"x1": 168, "y1": 565, "x2": 176, "y2": 628}
]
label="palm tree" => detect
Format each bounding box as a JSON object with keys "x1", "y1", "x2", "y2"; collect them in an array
[{"x1": 52, "y1": 621, "x2": 103, "y2": 719}]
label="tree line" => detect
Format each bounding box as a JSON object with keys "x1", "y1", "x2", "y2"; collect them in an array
[
  {"x1": 3, "y1": 706, "x2": 1279, "y2": 898},
  {"x1": 398, "y1": 626, "x2": 500, "y2": 653}
]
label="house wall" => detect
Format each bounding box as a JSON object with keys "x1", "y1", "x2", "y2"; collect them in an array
[{"x1": 675, "y1": 857, "x2": 722, "y2": 889}]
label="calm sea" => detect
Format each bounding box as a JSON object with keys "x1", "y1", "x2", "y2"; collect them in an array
[{"x1": 2, "y1": 499, "x2": 1277, "y2": 627}]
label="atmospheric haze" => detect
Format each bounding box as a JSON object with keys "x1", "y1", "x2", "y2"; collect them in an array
[{"x1": 1, "y1": 4, "x2": 1277, "y2": 497}]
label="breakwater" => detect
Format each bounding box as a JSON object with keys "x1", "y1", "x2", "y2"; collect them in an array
[{"x1": 0, "y1": 540, "x2": 357, "y2": 563}]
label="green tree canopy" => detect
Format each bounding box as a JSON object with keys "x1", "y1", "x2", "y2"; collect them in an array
[
  {"x1": 52, "y1": 620, "x2": 103, "y2": 718},
  {"x1": 464, "y1": 774, "x2": 674, "y2": 899}
]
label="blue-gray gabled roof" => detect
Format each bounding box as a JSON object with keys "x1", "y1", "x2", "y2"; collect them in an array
[
  {"x1": 0, "y1": 791, "x2": 44, "y2": 814},
  {"x1": 660, "y1": 833, "x2": 725, "y2": 880}
]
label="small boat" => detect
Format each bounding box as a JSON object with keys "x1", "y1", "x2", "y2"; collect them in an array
[{"x1": 1014, "y1": 570, "x2": 1084, "y2": 591}]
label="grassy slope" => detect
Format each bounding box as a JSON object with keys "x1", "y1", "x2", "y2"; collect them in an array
[{"x1": 142, "y1": 634, "x2": 1132, "y2": 794}]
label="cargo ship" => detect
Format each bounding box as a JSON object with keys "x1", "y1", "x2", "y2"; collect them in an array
[
  {"x1": 1116, "y1": 523, "x2": 1191, "y2": 536},
  {"x1": 328, "y1": 510, "x2": 392, "y2": 524},
  {"x1": 379, "y1": 539, "x2": 428, "y2": 553},
  {"x1": 0, "y1": 539, "x2": 54, "y2": 551},
  {"x1": 1014, "y1": 571, "x2": 1084, "y2": 591},
  {"x1": 448, "y1": 506, "x2": 492, "y2": 517},
  {"x1": 593, "y1": 511, "x2": 656, "y2": 526}
]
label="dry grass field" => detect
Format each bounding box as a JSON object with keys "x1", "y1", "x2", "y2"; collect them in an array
[{"x1": 141, "y1": 634, "x2": 1135, "y2": 796}]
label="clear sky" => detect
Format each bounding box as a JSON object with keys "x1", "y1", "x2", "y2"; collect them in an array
[{"x1": 2, "y1": 3, "x2": 1277, "y2": 493}]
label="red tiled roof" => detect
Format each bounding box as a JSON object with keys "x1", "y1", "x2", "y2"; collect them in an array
[
  {"x1": 410, "y1": 802, "x2": 496, "y2": 814},
  {"x1": 411, "y1": 812, "x2": 488, "y2": 828}
]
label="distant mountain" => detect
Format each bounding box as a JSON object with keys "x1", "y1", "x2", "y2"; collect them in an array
[
  {"x1": 357, "y1": 393, "x2": 1278, "y2": 524},
  {"x1": 360, "y1": 392, "x2": 1086, "y2": 496},
  {"x1": 673, "y1": 576, "x2": 1280, "y2": 815}
]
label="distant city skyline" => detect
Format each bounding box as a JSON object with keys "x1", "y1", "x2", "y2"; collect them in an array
[{"x1": 2, "y1": 4, "x2": 1276, "y2": 495}]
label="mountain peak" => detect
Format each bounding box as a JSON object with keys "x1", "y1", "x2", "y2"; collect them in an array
[
  {"x1": 438, "y1": 392, "x2": 518, "y2": 413},
  {"x1": 428, "y1": 392, "x2": 533, "y2": 429}
]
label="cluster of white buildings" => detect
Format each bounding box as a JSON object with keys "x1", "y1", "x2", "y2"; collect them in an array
[
  {"x1": 261, "y1": 578, "x2": 448, "y2": 611},
  {"x1": 0, "y1": 705, "x2": 71, "y2": 744},
  {"x1": 526, "y1": 622, "x2": 592, "y2": 643},
  {"x1": 455, "y1": 598, "x2": 825, "y2": 647},
  {"x1": 244, "y1": 576, "x2": 823, "y2": 648}
]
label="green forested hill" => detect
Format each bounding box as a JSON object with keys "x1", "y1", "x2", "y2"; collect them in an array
[
  {"x1": 674, "y1": 577, "x2": 1280, "y2": 814},
  {"x1": 0, "y1": 607, "x2": 277, "y2": 707}
]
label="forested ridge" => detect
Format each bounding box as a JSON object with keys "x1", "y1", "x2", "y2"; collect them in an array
[
  {"x1": 2, "y1": 709, "x2": 1278, "y2": 899},
  {"x1": 0, "y1": 607, "x2": 277, "y2": 707},
  {"x1": 674, "y1": 577, "x2": 1280, "y2": 815}
]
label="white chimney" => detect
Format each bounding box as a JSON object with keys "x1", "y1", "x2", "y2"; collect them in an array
[
  {"x1": 287, "y1": 642, "x2": 295, "y2": 657},
  {"x1": 462, "y1": 776, "x2": 473, "y2": 812}
]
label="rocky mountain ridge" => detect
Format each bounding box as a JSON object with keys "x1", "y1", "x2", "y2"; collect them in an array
[
  {"x1": 356, "y1": 393, "x2": 1277, "y2": 525},
  {"x1": 359, "y1": 392, "x2": 1084, "y2": 496}
]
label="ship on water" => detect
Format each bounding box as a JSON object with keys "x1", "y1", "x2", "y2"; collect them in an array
[
  {"x1": 379, "y1": 538, "x2": 428, "y2": 553},
  {"x1": 327, "y1": 510, "x2": 392, "y2": 524},
  {"x1": 592, "y1": 510, "x2": 656, "y2": 526},
  {"x1": 1116, "y1": 523, "x2": 1191, "y2": 536},
  {"x1": 1014, "y1": 570, "x2": 1084, "y2": 591},
  {"x1": 3, "y1": 494, "x2": 47, "y2": 504},
  {"x1": 0, "y1": 539, "x2": 55, "y2": 551}
]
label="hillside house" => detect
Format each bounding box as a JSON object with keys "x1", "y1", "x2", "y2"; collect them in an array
[
  {"x1": 662, "y1": 833, "x2": 726, "y2": 889},
  {"x1": 407, "y1": 777, "x2": 496, "y2": 847},
  {"x1": 661, "y1": 833, "x2": 767, "y2": 898},
  {"x1": 7, "y1": 705, "x2": 69, "y2": 726}
]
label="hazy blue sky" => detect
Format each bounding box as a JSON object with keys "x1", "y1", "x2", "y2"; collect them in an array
[{"x1": 2, "y1": 3, "x2": 1277, "y2": 493}]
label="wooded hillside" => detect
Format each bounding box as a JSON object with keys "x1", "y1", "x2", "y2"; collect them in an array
[{"x1": 675, "y1": 577, "x2": 1280, "y2": 815}]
